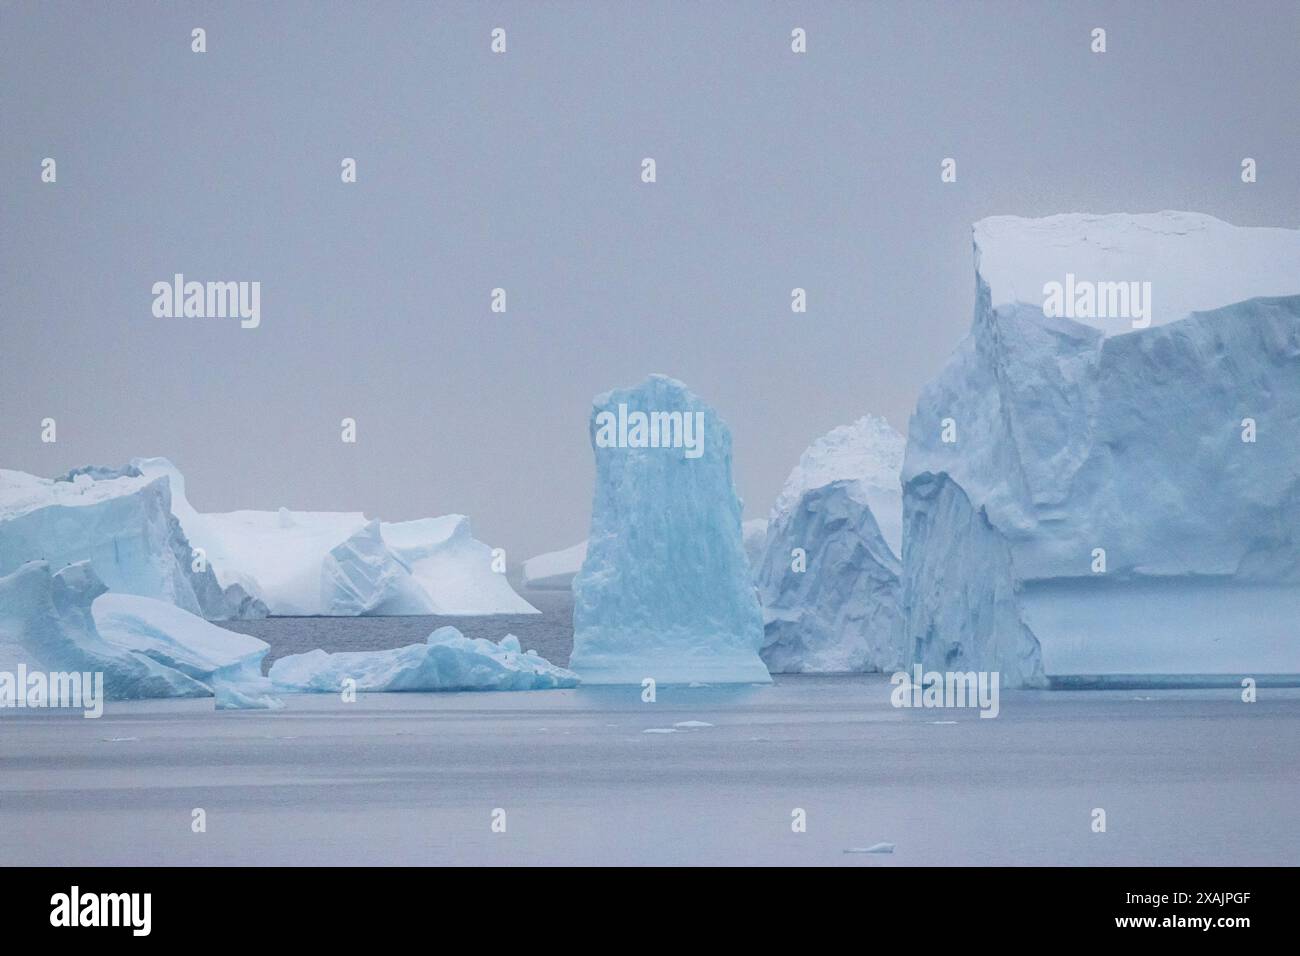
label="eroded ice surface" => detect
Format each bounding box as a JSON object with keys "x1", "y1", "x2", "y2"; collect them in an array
[
  {"x1": 570, "y1": 376, "x2": 769, "y2": 684},
  {"x1": 269, "y1": 625, "x2": 578, "y2": 692},
  {"x1": 901, "y1": 212, "x2": 1300, "y2": 684},
  {"x1": 757, "y1": 416, "x2": 906, "y2": 673}
]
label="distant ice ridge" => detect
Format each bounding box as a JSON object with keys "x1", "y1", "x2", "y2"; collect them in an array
[
  {"x1": 523, "y1": 518, "x2": 768, "y2": 592},
  {"x1": 757, "y1": 416, "x2": 906, "y2": 673},
  {"x1": 269, "y1": 626, "x2": 578, "y2": 692},
  {"x1": 902, "y1": 212, "x2": 1300, "y2": 685},
  {"x1": 0, "y1": 466, "x2": 265, "y2": 621},
  {"x1": 0, "y1": 560, "x2": 278, "y2": 708},
  {"x1": 131, "y1": 458, "x2": 537, "y2": 617},
  {"x1": 570, "y1": 376, "x2": 769, "y2": 684},
  {"x1": 522, "y1": 541, "x2": 588, "y2": 590}
]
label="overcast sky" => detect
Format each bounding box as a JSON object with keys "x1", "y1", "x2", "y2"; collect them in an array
[{"x1": 3, "y1": 1, "x2": 1297, "y2": 561}]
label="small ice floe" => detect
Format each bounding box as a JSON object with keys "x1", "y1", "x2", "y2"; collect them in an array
[
  {"x1": 642, "y1": 727, "x2": 678, "y2": 734},
  {"x1": 101, "y1": 737, "x2": 139, "y2": 743},
  {"x1": 844, "y1": 842, "x2": 895, "y2": 855},
  {"x1": 688, "y1": 682, "x2": 712, "y2": 688},
  {"x1": 674, "y1": 720, "x2": 713, "y2": 728},
  {"x1": 928, "y1": 720, "x2": 957, "y2": 725}
]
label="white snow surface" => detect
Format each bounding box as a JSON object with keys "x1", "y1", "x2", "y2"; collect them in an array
[
  {"x1": 522, "y1": 541, "x2": 588, "y2": 590},
  {"x1": 974, "y1": 211, "x2": 1300, "y2": 336},
  {"x1": 132, "y1": 458, "x2": 536, "y2": 617},
  {"x1": 269, "y1": 626, "x2": 578, "y2": 692}
]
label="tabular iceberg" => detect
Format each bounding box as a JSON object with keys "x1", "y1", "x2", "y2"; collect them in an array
[
  {"x1": 269, "y1": 626, "x2": 578, "y2": 692},
  {"x1": 0, "y1": 466, "x2": 265, "y2": 621},
  {"x1": 756, "y1": 416, "x2": 906, "y2": 673},
  {"x1": 132, "y1": 458, "x2": 537, "y2": 617},
  {"x1": 569, "y1": 376, "x2": 769, "y2": 684},
  {"x1": 902, "y1": 211, "x2": 1300, "y2": 684}
]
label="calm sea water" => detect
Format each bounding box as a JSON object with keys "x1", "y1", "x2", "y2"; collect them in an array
[{"x1": 216, "y1": 588, "x2": 575, "y2": 670}]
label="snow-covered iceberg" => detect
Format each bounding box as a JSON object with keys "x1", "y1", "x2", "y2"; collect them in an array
[
  {"x1": 522, "y1": 541, "x2": 588, "y2": 590},
  {"x1": 0, "y1": 466, "x2": 265, "y2": 621},
  {"x1": 131, "y1": 458, "x2": 537, "y2": 617},
  {"x1": 569, "y1": 376, "x2": 769, "y2": 684},
  {"x1": 902, "y1": 211, "x2": 1300, "y2": 684},
  {"x1": 756, "y1": 416, "x2": 906, "y2": 673},
  {"x1": 269, "y1": 626, "x2": 577, "y2": 692},
  {"x1": 0, "y1": 560, "x2": 277, "y2": 707}
]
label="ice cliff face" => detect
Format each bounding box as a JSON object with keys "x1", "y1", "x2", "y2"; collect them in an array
[
  {"x1": 756, "y1": 416, "x2": 906, "y2": 673},
  {"x1": 902, "y1": 212, "x2": 1300, "y2": 683},
  {"x1": 570, "y1": 376, "x2": 769, "y2": 684},
  {"x1": 132, "y1": 458, "x2": 536, "y2": 617},
  {"x1": 0, "y1": 467, "x2": 265, "y2": 621}
]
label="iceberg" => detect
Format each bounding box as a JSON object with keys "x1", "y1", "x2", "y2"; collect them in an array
[
  {"x1": 529, "y1": 520, "x2": 768, "y2": 593},
  {"x1": 569, "y1": 376, "x2": 769, "y2": 684},
  {"x1": 522, "y1": 541, "x2": 588, "y2": 590},
  {"x1": 131, "y1": 458, "x2": 537, "y2": 617},
  {"x1": 269, "y1": 626, "x2": 578, "y2": 692},
  {"x1": 741, "y1": 519, "x2": 768, "y2": 576},
  {"x1": 0, "y1": 560, "x2": 280, "y2": 706},
  {"x1": 92, "y1": 592, "x2": 281, "y2": 709},
  {"x1": 756, "y1": 416, "x2": 906, "y2": 673},
  {"x1": 0, "y1": 466, "x2": 265, "y2": 621},
  {"x1": 902, "y1": 211, "x2": 1300, "y2": 685}
]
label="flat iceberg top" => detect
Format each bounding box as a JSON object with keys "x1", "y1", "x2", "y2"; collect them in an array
[
  {"x1": 522, "y1": 540, "x2": 588, "y2": 586},
  {"x1": 974, "y1": 211, "x2": 1300, "y2": 334},
  {"x1": 0, "y1": 468, "x2": 159, "y2": 521},
  {"x1": 771, "y1": 415, "x2": 904, "y2": 556}
]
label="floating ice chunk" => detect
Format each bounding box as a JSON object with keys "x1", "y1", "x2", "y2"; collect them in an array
[
  {"x1": 642, "y1": 728, "x2": 678, "y2": 734},
  {"x1": 92, "y1": 592, "x2": 281, "y2": 710},
  {"x1": 673, "y1": 720, "x2": 713, "y2": 728},
  {"x1": 570, "y1": 376, "x2": 770, "y2": 685},
  {"x1": 844, "y1": 843, "x2": 895, "y2": 854},
  {"x1": 269, "y1": 626, "x2": 578, "y2": 693},
  {"x1": 0, "y1": 561, "x2": 210, "y2": 702}
]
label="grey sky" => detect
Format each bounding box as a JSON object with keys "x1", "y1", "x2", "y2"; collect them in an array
[{"x1": 3, "y1": 1, "x2": 1297, "y2": 562}]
